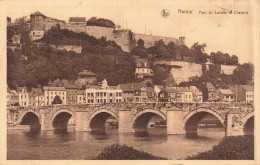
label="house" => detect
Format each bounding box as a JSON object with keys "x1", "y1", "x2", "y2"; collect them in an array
[
  {"x1": 7, "y1": 89, "x2": 19, "y2": 106},
  {"x1": 17, "y1": 87, "x2": 29, "y2": 106},
  {"x1": 77, "y1": 70, "x2": 97, "y2": 85},
  {"x1": 43, "y1": 86, "x2": 67, "y2": 105},
  {"x1": 165, "y1": 87, "x2": 177, "y2": 102},
  {"x1": 204, "y1": 82, "x2": 218, "y2": 102},
  {"x1": 135, "y1": 58, "x2": 153, "y2": 80},
  {"x1": 28, "y1": 88, "x2": 45, "y2": 106},
  {"x1": 230, "y1": 85, "x2": 254, "y2": 103},
  {"x1": 146, "y1": 87, "x2": 156, "y2": 102},
  {"x1": 117, "y1": 83, "x2": 146, "y2": 103},
  {"x1": 85, "y1": 79, "x2": 123, "y2": 104},
  {"x1": 65, "y1": 84, "x2": 80, "y2": 105},
  {"x1": 158, "y1": 90, "x2": 168, "y2": 102},
  {"x1": 218, "y1": 89, "x2": 235, "y2": 102},
  {"x1": 189, "y1": 86, "x2": 203, "y2": 102},
  {"x1": 77, "y1": 90, "x2": 86, "y2": 104}
]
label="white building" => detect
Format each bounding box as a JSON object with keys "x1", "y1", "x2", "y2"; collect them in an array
[
  {"x1": 85, "y1": 79, "x2": 123, "y2": 104},
  {"x1": 17, "y1": 87, "x2": 29, "y2": 106},
  {"x1": 43, "y1": 86, "x2": 67, "y2": 105}
]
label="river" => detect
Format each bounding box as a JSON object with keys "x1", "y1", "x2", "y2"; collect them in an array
[{"x1": 7, "y1": 127, "x2": 225, "y2": 160}]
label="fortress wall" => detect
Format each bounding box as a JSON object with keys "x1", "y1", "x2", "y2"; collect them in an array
[
  {"x1": 220, "y1": 65, "x2": 238, "y2": 75},
  {"x1": 113, "y1": 30, "x2": 132, "y2": 52},
  {"x1": 85, "y1": 26, "x2": 115, "y2": 40},
  {"x1": 132, "y1": 33, "x2": 183, "y2": 48},
  {"x1": 170, "y1": 61, "x2": 202, "y2": 84},
  {"x1": 155, "y1": 61, "x2": 202, "y2": 84}
]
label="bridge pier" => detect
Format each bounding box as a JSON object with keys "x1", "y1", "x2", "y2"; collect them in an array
[
  {"x1": 118, "y1": 109, "x2": 132, "y2": 133},
  {"x1": 40, "y1": 112, "x2": 54, "y2": 130},
  {"x1": 225, "y1": 113, "x2": 244, "y2": 136},
  {"x1": 75, "y1": 111, "x2": 90, "y2": 131},
  {"x1": 167, "y1": 109, "x2": 185, "y2": 135}
]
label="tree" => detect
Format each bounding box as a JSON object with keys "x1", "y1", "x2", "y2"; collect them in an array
[
  {"x1": 52, "y1": 95, "x2": 62, "y2": 104},
  {"x1": 191, "y1": 42, "x2": 208, "y2": 63}
]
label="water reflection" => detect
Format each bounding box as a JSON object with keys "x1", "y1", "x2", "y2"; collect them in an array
[{"x1": 8, "y1": 127, "x2": 225, "y2": 160}]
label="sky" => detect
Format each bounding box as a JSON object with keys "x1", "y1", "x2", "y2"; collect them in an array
[{"x1": 4, "y1": 0, "x2": 257, "y2": 64}]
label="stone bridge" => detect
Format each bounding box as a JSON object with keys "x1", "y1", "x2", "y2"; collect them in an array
[{"x1": 7, "y1": 102, "x2": 254, "y2": 136}]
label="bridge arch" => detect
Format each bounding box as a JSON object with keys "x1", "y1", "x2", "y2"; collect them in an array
[
  {"x1": 17, "y1": 110, "x2": 41, "y2": 125},
  {"x1": 242, "y1": 112, "x2": 254, "y2": 135},
  {"x1": 132, "y1": 109, "x2": 166, "y2": 133},
  {"x1": 88, "y1": 109, "x2": 118, "y2": 133},
  {"x1": 51, "y1": 109, "x2": 75, "y2": 130},
  {"x1": 184, "y1": 107, "x2": 225, "y2": 134}
]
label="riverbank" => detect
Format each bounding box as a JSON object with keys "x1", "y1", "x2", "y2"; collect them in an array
[
  {"x1": 186, "y1": 135, "x2": 254, "y2": 160},
  {"x1": 91, "y1": 135, "x2": 254, "y2": 160}
]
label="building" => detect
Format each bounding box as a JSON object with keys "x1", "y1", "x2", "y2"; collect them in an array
[
  {"x1": 204, "y1": 82, "x2": 218, "y2": 102},
  {"x1": 166, "y1": 87, "x2": 193, "y2": 103},
  {"x1": 65, "y1": 17, "x2": 86, "y2": 33},
  {"x1": 30, "y1": 11, "x2": 65, "y2": 40},
  {"x1": 7, "y1": 89, "x2": 19, "y2": 106},
  {"x1": 146, "y1": 87, "x2": 156, "y2": 102},
  {"x1": 17, "y1": 87, "x2": 29, "y2": 106},
  {"x1": 30, "y1": 11, "x2": 65, "y2": 32},
  {"x1": 165, "y1": 87, "x2": 178, "y2": 102},
  {"x1": 189, "y1": 86, "x2": 203, "y2": 102},
  {"x1": 28, "y1": 88, "x2": 45, "y2": 106},
  {"x1": 135, "y1": 58, "x2": 153, "y2": 79},
  {"x1": 117, "y1": 83, "x2": 146, "y2": 103},
  {"x1": 43, "y1": 86, "x2": 67, "y2": 105},
  {"x1": 218, "y1": 89, "x2": 235, "y2": 102},
  {"x1": 65, "y1": 84, "x2": 80, "y2": 105},
  {"x1": 85, "y1": 79, "x2": 123, "y2": 104},
  {"x1": 77, "y1": 90, "x2": 86, "y2": 104},
  {"x1": 230, "y1": 85, "x2": 254, "y2": 103},
  {"x1": 77, "y1": 70, "x2": 97, "y2": 85}
]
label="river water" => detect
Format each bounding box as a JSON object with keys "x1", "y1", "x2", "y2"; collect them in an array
[{"x1": 7, "y1": 127, "x2": 225, "y2": 160}]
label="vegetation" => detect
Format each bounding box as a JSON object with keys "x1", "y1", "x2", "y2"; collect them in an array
[
  {"x1": 52, "y1": 95, "x2": 62, "y2": 104},
  {"x1": 7, "y1": 17, "x2": 253, "y2": 89},
  {"x1": 87, "y1": 17, "x2": 115, "y2": 28},
  {"x1": 131, "y1": 39, "x2": 239, "y2": 65},
  {"x1": 186, "y1": 135, "x2": 254, "y2": 160},
  {"x1": 90, "y1": 144, "x2": 167, "y2": 160}
]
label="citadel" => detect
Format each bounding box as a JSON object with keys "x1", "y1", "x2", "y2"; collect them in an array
[{"x1": 28, "y1": 11, "x2": 185, "y2": 52}]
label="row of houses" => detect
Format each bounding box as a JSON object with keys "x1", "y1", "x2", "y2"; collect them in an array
[{"x1": 7, "y1": 80, "x2": 254, "y2": 107}]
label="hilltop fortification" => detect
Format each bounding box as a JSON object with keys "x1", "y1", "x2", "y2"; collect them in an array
[{"x1": 29, "y1": 11, "x2": 185, "y2": 52}]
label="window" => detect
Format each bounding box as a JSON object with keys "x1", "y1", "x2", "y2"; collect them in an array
[
  {"x1": 110, "y1": 93, "x2": 113, "y2": 97},
  {"x1": 97, "y1": 93, "x2": 99, "y2": 97},
  {"x1": 104, "y1": 93, "x2": 106, "y2": 97},
  {"x1": 88, "y1": 93, "x2": 90, "y2": 97},
  {"x1": 110, "y1": 99, "x2": 112, "y2": 102},
  {"x1": 119, "y1": 93, "x2": 122, "y2": 97}
]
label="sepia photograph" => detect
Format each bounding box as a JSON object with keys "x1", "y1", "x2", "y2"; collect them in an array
[{"x1": 0, "y1": 0, "x2": 259, "y2": 164}]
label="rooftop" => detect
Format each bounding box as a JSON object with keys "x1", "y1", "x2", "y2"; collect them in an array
[
  {"x1": 43, "y1": 86, "x2": 66, "y2": 91},
  {"x1": 78, "y1": 70, "x2": 96, "y2": 76},
  {"x1": 117, "y1": 83, "x2": 145, "y2": 92},
  {"x1": 219, "y1": 89, "x2": 234, "y2": 95},
  {"x1": 242, "y1": 85, "x2": 254, "y2": 91}
]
